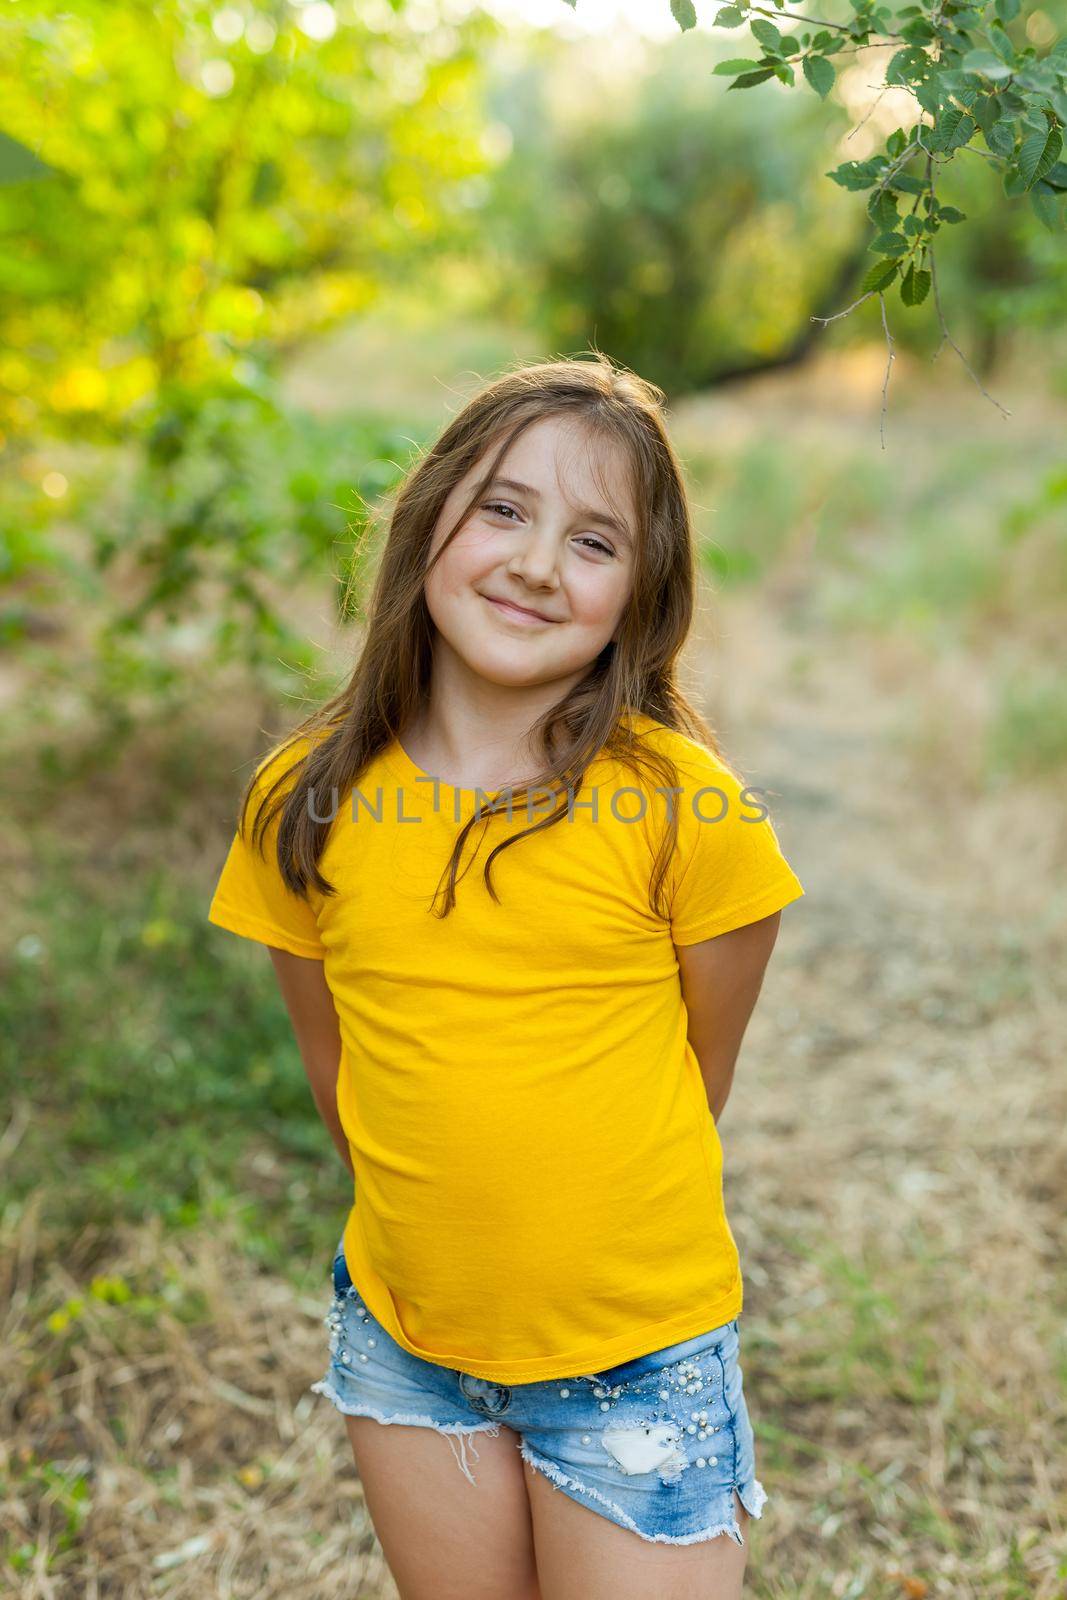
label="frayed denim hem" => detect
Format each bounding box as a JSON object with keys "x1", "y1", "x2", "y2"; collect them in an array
[
  {"x1": 739, "y1": 1475, "x2": 768, "y2": 1521},
  {"x1": 517, "y1": 1438, "x2": 767, "y2": 1547},
  {"x1": 309, "y1": 1377, "x2": 502, "y2": 1486}
]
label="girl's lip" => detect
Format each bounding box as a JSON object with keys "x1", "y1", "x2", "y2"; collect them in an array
[{"x1": 482, "y1": 594, "x2": 557, "y2": 625}]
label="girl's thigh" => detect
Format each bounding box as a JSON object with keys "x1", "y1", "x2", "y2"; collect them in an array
[
  {"x1": 523, "y1": 1466, "x2": 749, "y2": 1600},
  {"x1": 343, "y1": 1414, "x2": 541, "y2": 1600},
  {"x1": 313, "y1": 1242, "x2": 541, "y2": 1600},
  {"x1": 510, "y1": 1317, "x2": 764, "y2": 1600}
]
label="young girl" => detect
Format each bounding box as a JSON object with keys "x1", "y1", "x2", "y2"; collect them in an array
[{"x1": 207, "y1": 355, "x2": 804, "y2": 1600}]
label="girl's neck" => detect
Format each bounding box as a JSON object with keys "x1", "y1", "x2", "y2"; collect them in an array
[{"x1": 400, "y1": 707, "x2": 550, "y2": 795}]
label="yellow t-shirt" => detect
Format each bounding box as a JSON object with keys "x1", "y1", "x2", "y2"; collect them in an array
[{"x1": 207, "y1": 711, "x2": 805, "y2": 1383}]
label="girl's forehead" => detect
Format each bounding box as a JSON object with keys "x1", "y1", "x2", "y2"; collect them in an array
[
  {"x1": 499, "y1": 412, "x2": 623, "y2": 475},
  {"x1": 479, "y1": 417, "x2": 637, "y2": 524}
]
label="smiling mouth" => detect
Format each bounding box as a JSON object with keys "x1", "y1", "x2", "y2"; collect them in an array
[{"x1": 482, "y1": 595, "x2": 559, "y2": 625}]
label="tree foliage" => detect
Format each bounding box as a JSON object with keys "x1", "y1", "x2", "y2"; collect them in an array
[
  {"x1": 0, "y1": 0, "x2": 497, "y2": 443},
  {"x1": 565, "y1": 0, "x2": 1065, "y2": 433},
  {"x1": 0, "y1": 0, "x2": 498, "y2": 696},
  {"x1": 483, "y1": 34, "x2": 861, "y2": 392}
]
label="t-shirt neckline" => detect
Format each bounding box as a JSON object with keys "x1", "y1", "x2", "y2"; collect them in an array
[
  {"x1": 378, "y1": 710, "x2": 659, "y2": 807},
  {"x1": 379, "y1": 735, "x2": 508, "y2": 803}
]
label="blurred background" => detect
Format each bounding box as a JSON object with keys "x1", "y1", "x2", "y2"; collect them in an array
[{"x1": 2, "y1": 0, "x2": 1065, "y2": 1594}]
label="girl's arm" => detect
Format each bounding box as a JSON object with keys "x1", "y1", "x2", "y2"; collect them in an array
[
  {"x1": 267, "y1": 948, "x2": 354, "y2": 1180},
  {"x1": 675, "y1": 910, "x2": 783, "y2": 1127}
]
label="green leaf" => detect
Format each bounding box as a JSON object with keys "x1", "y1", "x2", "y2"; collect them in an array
[
  {"x1": 942, "y1": 78, "x2": 980, "y2": 110},
  {"x1": 713, "y1": 58, "x2": 763, "y2": 72},
  {"x1": 886, "y1": 46, "x2": 932, "y2": 88},
  {"x1": 1021, "y1": 106, "x2": 1054, "y2": 135},
  {"x1": 994, "y1": 0, "x2": 1020, "y2": 18},
  {"x1": 948, "y1": 113, "x2": 977, "y2": 151},
  {"x1": 961, "y1": 50, "x2": 1013, "y2": 81},
  {"x1": 827, "y1": 156, "x2": 887, "y2": 190},
  {"x1": 1015, "y1": 62, "x2": 1059, "y2": 94},
  {"x1": 936, "y1": 205, "x2": 967, "y2": 222},
  {"x1": 750, "y1": 18, "x2": 783, "y2": 50},
  {"x1": 985, "y1": 118, "x2": 1016, "y2": 156},
  {"x1": 930, "y1": 106, "x2": 977, "y2": 152},
  {"x1": 900, "y1": 263, "x2": 932, "y2": 304},
  {"x1": 714, "y1": 5, "x2": 747, "y2": 26},
  {"x1": 671, "y1": 0, "x2": 699, "y2": 29},
  {"x1": 972, "y1": 93, "x2": 1002, "y2": 136},
  {"x1": 727, "y1": 67, "x2": 778, "y2": 87},
  {"x1": 1029, "y1": 181, "x2": 1066, "y2": 230},
  {"x1": 1018, "y1": 123, "x2": 1063, "y2": 189},
  {"x1": 870, "y1": 231, "x2": 909, "y2": 255},
  {"x1": 915, "y1": 78, "x2": 943, "y2": 116},
  {"x1": 861, "y1": 258, "x2": 900, "y2": 292},
  {"x1": 867, "y1": 188, "x2": 900, "y2": 228},
  {"x1": 803, "y1": 55, "x2": 836, "y2": 97},
  {"x1": 987, "y1": 23, "x2": 1015, "y2": 63}
]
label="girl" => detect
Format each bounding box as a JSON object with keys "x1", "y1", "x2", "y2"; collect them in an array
[{"x1": 207, "y1": 355, "x2": 804, "y2": 1600}]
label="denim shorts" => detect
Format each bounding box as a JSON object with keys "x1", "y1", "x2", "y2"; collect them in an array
[{"x1": 310, "y1": 1235, "x2": 768, "y2": 1546}]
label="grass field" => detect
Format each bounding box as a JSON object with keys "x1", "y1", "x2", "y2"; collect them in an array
[{"x1": 2, "y1": 316, "x2": 1065, "y2": 1597}]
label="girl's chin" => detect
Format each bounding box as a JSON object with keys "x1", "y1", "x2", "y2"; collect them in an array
[{"x1": 448, "y1": 643, "x2": 578, "y2": 687}]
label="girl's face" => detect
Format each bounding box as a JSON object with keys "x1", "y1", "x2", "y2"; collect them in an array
[{"x1": 423, "y1": 414, "x2": 637, "y2": 693}]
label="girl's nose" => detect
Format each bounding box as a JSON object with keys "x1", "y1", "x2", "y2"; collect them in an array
[{"x1": 506, "y1": 525, "x2": 563, "y2": 587}]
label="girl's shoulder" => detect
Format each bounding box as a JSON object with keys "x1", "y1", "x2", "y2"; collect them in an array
[
  {"x1": 615, "y1": 710, "x2": 745, "y2": 791},
  {"x1": 249, "y1": 727, "x2": 328, "y2": 796},
  {"x1": 238, "y1": 728, "x2": 333, "y2": 839}
]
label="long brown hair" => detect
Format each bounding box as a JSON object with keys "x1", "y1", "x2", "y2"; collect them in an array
[{"x1": 237, "y1": 353, "x2": 736, "y2": 920}]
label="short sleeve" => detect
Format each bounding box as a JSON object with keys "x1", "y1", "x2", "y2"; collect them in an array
[
  {"x1": 207, "y1": 739, "x2": 328, "y2": 961},
  {"x1": 664, "y1": 741, "x2": 805, "y2": 946}
]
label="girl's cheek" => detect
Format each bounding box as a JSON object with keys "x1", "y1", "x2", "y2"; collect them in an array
[{"x1": 572, "y1": 571, "x2": 631, "y2": 623}]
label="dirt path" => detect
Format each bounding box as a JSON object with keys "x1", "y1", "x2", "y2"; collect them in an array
[{"x1": 690, "y1": 584, "x2": 1066, "y2": 1587}]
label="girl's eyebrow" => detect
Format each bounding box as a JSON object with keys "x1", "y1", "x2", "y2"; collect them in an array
[{"x1": 486, "y1": 477, "x2": 632, "y2": 546}]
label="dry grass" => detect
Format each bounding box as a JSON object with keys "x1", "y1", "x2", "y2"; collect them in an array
[
  {"x1": 5, "y1": 600, "x2": 1064, "y2": 1597},
  {"x1": 2, "y1": 1211, "x2": 394, "y2": 1598}
]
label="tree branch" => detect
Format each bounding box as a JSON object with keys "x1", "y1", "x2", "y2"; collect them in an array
[
  {"x1": 929, "y1": 250, "x2": 1013, "y2": 417},
  {"x1": 743, "y1": 3, "x2": 905, "y2": 39},
  {"x1": 878, "y1": 290, "x2": 896, "y2": 449}
]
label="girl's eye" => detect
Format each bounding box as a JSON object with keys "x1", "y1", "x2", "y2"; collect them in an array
[
  {"x1": 575, "y1": 535, "x2": 615, "y2": 558},
  {"x1": 482, "y1": 504, "x2": 615, "y2": 559}
]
